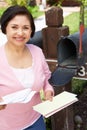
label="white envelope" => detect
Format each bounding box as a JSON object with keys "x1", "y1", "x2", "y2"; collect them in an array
[
  {"x1": 0, "y1": 88, "x2": 36, "y2": 105},
  {"x1": 33, "y1": 91, "x2": 78, "y2": 118}
]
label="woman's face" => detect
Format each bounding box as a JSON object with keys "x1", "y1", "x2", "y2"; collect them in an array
[{"x1": 6, "y1": 15, "x2": 32, "y2": 47}]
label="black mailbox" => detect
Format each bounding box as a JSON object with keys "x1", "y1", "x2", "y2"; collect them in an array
[
  {"x1": 27, "y1": 31, "x2": 43, "y2": 49},
  {"x1": 49, "y1": 28, "x2": 87, "y2": 86}
]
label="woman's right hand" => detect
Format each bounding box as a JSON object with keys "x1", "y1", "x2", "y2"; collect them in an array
[
  {"x1": 0, "y1": 98, "x2": 7, "y2": 110},
  {"x1": 0, "y1": 105, "x2": 6, "y2": 110}
]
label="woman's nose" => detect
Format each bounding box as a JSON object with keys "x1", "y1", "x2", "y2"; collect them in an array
[{"x1": 17, "y1": 28, "x2": 24, "y2": 35}]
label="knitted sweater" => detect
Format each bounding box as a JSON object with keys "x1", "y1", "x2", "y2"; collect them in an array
[{"x1": 0, "y1": 44, "x2": 54, "y2": 130}]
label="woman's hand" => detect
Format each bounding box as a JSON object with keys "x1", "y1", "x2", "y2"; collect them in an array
[
  {"x1": 0, "y1": 98, "x2": 6, "y2": 110},
  {"x1": 0, "y1": 105, "x2": 6, "y2": 110},
  {"x1": 45, "y1": 90, "x2": 54, "y2": 101}
]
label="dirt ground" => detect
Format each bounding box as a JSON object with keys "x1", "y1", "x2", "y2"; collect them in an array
[{"x1": 74, "y1": 87, "x2": 87, "y2": 130}]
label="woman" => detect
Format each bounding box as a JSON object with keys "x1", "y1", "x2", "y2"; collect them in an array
[{"x1": 0, "y1": 5, "x2": 54, "y2": 130}]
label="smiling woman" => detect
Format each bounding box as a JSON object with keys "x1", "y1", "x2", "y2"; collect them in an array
[
  {"x1": 6, "y1": 15, "x2": 32, "y2": 48},
  {"x1": 0, "y1": 5, "x2": 54, "y2": 130}
]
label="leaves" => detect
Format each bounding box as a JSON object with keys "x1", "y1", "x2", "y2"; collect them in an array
[
  {"x1": 5, "y1": 0, "x2": 29, "y2": 6},
  {"x1": 78, "y1": 0, "x2": 87, "y2": 6}
]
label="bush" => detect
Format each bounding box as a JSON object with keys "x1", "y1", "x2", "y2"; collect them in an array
[
  {"x1": 72, "y1": 78, "x2": 87, "y2": 95},
  {"x1": 5, "y1": 0, "x2": 29, "y2": 6}
]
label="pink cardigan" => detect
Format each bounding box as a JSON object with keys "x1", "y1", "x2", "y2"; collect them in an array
[{"x1": 0, "y1": 44, "x2": 54, "y2": 130}]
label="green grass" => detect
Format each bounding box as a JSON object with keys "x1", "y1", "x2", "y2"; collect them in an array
[
  {"x1": 63, "y1": 12, "x2": 80, "y2": 34},
  {"x1": 63, "y1": 11, "x2": 87, "y2": 34}
]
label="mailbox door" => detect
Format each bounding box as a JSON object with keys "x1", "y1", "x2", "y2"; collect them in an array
[{"x1": 49, "y1": 66, "x2": 77, "y2": 86}]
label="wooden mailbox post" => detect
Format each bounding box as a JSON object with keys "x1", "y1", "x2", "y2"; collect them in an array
[
  {"x1": 51, "y1": 82, "x2": 74, "y2": 130},
  {"x1": 42, "y1": 6, "x2": 74, "y2": 130}
]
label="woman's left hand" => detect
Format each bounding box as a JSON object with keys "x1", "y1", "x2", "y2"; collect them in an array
[{"x1": 45, "y1": 91, "x2": 53, "y2": 101}]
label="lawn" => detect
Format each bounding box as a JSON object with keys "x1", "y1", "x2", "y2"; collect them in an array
[{"x1": 63, "y1": 11, "x2": 87, "y2": 34}]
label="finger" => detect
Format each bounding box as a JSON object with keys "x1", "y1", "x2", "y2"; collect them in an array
[
  {"x1": 0, "y1": 105, "x2": 6, "y2": 110},
  {"x1": 0, "y1": 98, "x2": 4, "y2": 102},
  {"x1": 45, "y1": 96, "x2": 53, "y2": 101}
]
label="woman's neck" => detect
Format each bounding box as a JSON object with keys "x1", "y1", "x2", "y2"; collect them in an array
[
  {"x1": 4, "y1": 42, "x2": 32, "y2": 68},
  {"x1": 5, "y1": 42, "x2": 27, "y2": 56}
]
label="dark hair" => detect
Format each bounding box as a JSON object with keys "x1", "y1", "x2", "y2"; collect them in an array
[{"x1": 0, "y1": 5, "x2": 35, "y2": 37}]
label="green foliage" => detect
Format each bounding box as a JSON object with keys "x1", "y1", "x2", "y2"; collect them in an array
[
  {"x1": 5, "y1": 0, "x2": 30, "y2": 6},
  {"x1": 27, "y1": 6, "x2": 44, "y2": 18},
  {"x1": 0, "y1": 5, "x2": 44, "y2": 19},
  {"x1": 77, "y1": 0, "x2": 87, "y2": 6},
  {"x1": 72, "y1": 78, "x2": 87, "y2": 95},
  {"x1": 84, "y1": 6, "x2": 87, "y2": 26},
  {"x1": 0, "y1": 7, "x2": 7, "y2": 16},
  {"x1": 47, "y1": 0, "x2": 55, "y2": 6},
  {"x1": 55, "y1": 0, "x2": 64, "y2": 7},
  {"x1": 5, "y1": 0, "x2": 11, "y2": 5},
  {"x1": 45, "y1": 117, "x2": 52, "y2": 130},
  {"x1": 47, "y1": 0, "x2": 64, "y2": 6}
]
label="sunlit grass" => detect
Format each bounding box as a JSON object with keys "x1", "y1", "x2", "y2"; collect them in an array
[
  {"x1": 63, "y1": 11, "x2": 87, "y2": 34},
  {"x1": 63, "y1": 12, "x2": 80, "y2": 34}
]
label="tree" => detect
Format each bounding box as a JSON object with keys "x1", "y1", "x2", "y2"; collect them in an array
[
  {"x1": 5, "y1": 0, "x2": 31, "y2": 6},
  {"x1": 78, "y1": 0, "x2": 87, "y2": 27},
  {"x1": 78, "y1": 0, "x2": 87, "y2": 6}
]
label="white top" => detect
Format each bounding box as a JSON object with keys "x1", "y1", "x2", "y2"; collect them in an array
[{"x1": 11, "y1": 66, "x2": 34, "y2": 89}]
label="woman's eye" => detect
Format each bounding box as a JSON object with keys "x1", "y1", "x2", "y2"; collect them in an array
[
  {"x1": 11, "y1": 26, "x2": 31, "y2": 31},
  {"x1": 23, "y1": 27, "x2": 30, "y2": 30},
  {"x1": 12, "y1": 26, "x2": 17, "y2": 29}
]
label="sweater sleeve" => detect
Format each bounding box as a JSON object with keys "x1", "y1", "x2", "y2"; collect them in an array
[
  {"x1": 40, "y1": 49, "x2": 54, "y2": 94},
  {"x1": 27, "y1": 44, "x2": 54, "y2": 94}
]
